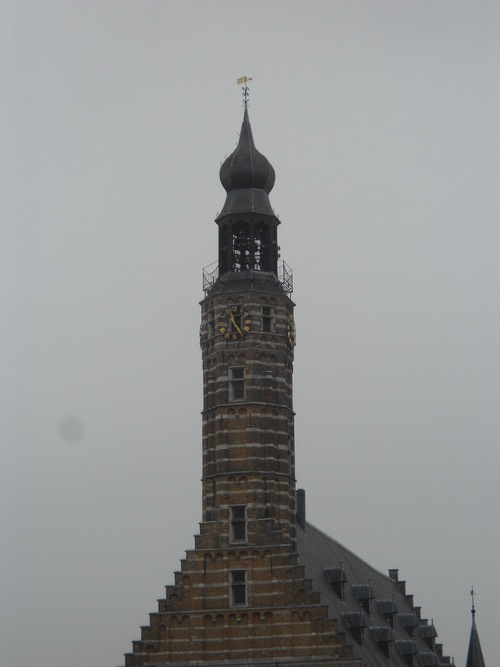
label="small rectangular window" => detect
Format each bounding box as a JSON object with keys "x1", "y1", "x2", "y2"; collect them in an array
[
  {"x1": 230, "y1": 505, "x2": 246, "y2": 542},
  {"x1": 207, "y1": 309, "x2": 215, "y2": 337},
  {"x1": 230, "y1": 570, "x2": 246, "y2": 606},
  {"x1": 229, "y1": 367, "x2": 245, "y2": 401},
  {"x1": 262, "y1": 306, "x2": 274, "y2": 332}
]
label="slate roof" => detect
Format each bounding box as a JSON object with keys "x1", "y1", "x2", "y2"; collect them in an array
[
  {"x1": 297, "y1": 520, "x2": 452, "y2": 667},
  {"x1": 217, "y1": 107, "x2": 277, "y2": 220},
  {"x1": 466, "y1": 617, "x2": 486, "y2": 667}
]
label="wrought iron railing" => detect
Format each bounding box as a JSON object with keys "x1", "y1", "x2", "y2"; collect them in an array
[
  {"x1": 202, "y1": 260, "x2": 293, "y2": 297},
  {"x1": 278, "y1": 260, "x2": 293, "y2": 296},
  {"x1": 202, "y1": 261, "x2": 219, "y2": 295}
]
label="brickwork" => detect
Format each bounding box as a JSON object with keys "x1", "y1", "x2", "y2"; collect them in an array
[
  {"x1": 200, "y1": 288, "x2": 296, "y2": 547},
  {"x1": 122, "y1": 279, "x2": 358, "y2": 666},
  {"x1": 122, "y1": 106, "x2": 360, "y2": 666}
]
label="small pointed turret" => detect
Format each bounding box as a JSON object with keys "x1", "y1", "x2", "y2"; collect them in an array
[{"x1": 466, "y1": 590, "x2": 486, "y2": 667}]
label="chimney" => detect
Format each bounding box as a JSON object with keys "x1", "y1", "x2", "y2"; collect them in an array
[{"x1": 296, "y1": 489, "x2": 306, "y2": 530}]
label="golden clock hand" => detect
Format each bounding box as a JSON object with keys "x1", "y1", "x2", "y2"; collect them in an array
[{"x1": 230, "y1": 313, "x2": 243, "y2": 336}]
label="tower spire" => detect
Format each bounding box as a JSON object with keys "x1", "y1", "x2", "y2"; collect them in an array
[
  {"x1": 215, "y1": 97, "x2": 280, "y2": 279},
  {"x1": 466, "y1": 590, "x2": 486, "y2": 667}
]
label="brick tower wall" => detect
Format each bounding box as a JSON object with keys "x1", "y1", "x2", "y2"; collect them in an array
[
  {"x1": 200, "y1": 287, "x2": 296, "y2": 550},
  {"x1": 123, "y1": 278, "x2": 358, "y2": 666}
]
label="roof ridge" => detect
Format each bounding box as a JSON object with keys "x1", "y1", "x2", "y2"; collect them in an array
[{"x1": 304, "y1": 520, "x2": 398, "y2": 584}]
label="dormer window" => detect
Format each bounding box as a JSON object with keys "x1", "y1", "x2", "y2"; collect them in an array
[
  {"x1": 370, "y1": 626, "x2": 394, "y2": 658},
  {"x1": 395, "y1": 640, "x2": 418, "y2": 667},
  {"x1": 324, "y1": 565, "x2": 347, "y2": 599},
  {"x1": 377, "y1": 598, "x2": 398, "y2": 628},
  {"x1": 399, "y1": 612, "x2": 418, "y2": 637},
  {"x1": 352, "y1": 583, "x2": 375, "y2": 615},
  {"x1": 342, "y1": 610, "x2": 367, "y2": 645},
  {"x1": 420, "y1": 621, "x2": 438, "y2": 650}
]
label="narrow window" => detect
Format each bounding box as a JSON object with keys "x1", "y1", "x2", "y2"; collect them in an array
[
  {"x1": 262, "y1": 306, "x2": 274, "y2": 332},
  {"x1": 254, "y1": 221, "x2": 271, "y2": 271},
  {"x1": 230, "y1": 570, "x2": 246, "y2": 606},
  {"x1": 219, "y1": 223, "x2": 229, "y2": 274},
  {"x1": 230, "y1": 505, "x2": 246, "y2": 542},
  {"x1": 229, "y1": 367, "x2": 245, "y2": 401},
  {"x1": 232, "y1": 222, "x2": 250, "y2": 271},
  {"x1": 207, "y1": 309, "x2": 215, "y2": 337}
]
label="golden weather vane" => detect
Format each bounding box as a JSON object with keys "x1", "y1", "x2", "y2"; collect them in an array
[{"x1": 237, "y1": 76, "x2": 253, "y2": 106}]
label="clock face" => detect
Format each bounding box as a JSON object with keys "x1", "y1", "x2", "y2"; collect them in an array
[
  {"x1": 218, "y1": 305, "x2": 251, "y2": 340},
  {"x1": 287, "y1": 314, "x2": 296, "y2": 347}
]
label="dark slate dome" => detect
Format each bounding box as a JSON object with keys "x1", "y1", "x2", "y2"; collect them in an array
[
  {"x1": 216, "y1": 107, "x2": 276, "y2": 219},
  {"x1": 220, "y1": 107, "x2": 275, "y2": 193}
]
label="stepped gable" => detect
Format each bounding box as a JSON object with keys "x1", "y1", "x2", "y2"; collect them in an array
[{"x1": 125, "y1": 539, "x2": 356, "y2": 666}]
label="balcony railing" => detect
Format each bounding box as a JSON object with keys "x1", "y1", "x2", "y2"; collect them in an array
[
  {"x1": 202, "y1": 260, "x2": 293, "y2": 297},
  {"x1": 278, "y1": 260, "x2": 293, "y2": 296},
  {"x1": 202, "y1": 261, "x2": 219, "y2": 295}
]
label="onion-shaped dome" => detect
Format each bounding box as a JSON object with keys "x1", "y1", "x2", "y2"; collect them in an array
[{"x1": 217, "y1": 107, "x2": 276, "y2": 219}]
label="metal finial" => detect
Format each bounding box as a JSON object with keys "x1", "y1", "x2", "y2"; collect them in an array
[
  {"x1": 237, "y1": 76, "x2": 253, "y2": 107},
  {"x1": 470, "y1": 587, "x2": 476, "y2": 617}
]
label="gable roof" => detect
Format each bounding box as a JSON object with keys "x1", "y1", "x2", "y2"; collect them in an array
[{"x1": 297, "y1": 520, "x2": 452, "y2": 667}]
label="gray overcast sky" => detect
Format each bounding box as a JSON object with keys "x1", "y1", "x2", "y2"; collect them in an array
[{"x1": 1, "y1": 2, "x2": 499, "y2": 667}]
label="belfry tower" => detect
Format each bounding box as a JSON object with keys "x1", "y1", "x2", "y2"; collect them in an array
[
  {"x1": 200, "y1": 104, "x2": 297, "y2": 551},
  {"x1": 123, "y1": 101, "x2": 356, "y2": 666}
]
